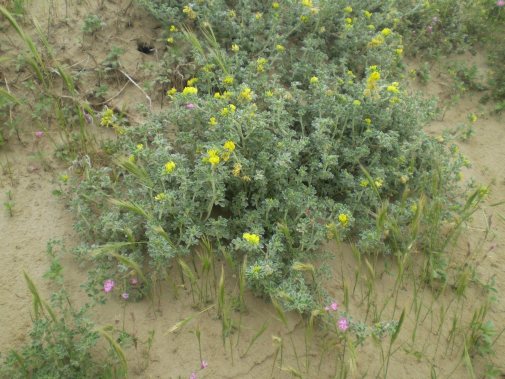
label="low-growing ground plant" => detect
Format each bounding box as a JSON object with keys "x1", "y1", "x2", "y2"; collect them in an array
[
  {"x1": 66, "y1": 0, "x2": 477, "y2": 314},
  {"x1": 0, "y1": 245, "x2": 127, "y2": 379}
]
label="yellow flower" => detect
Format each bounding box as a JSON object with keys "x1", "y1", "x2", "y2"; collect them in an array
[
  {"x1": 272, "y1": 1, "x2": 280, "y2": 9},
  {"x1": 128, "y1": 155, "x2": 135, "y2": 163},
  {"x1": 387, "y1": 82, "x2": 400, "y2": 93},
  {"x1": 224, "y1": 140, "x2": 235, "y2": 152},
  {"x1": 395, "y1": 48, "x2": 403, "y2": 56},
  {"x1": 381, "y1": 28, "x2": 392, "y2": 36},
  {"x1": 353, "y1": 100, "x2": 361, "y2": 106},
  {"x1": 187, "y1": 77, "x2": 198, "y2": 86},
  {"x1": 182, "y1": 5, "x2": 197, "y2": 19},
  {"x1": 369, "y1": 34, "x2": 385, "y2": 47},
  {"x1": 469, "y1": 113, "x2": 478, "y2": 123},
  {"x1": 275, "y1": 44, "x2": 285, "y2": 52},
  {"x1": 243, "y1": 232, "x2": 260, "y2": 245},
  {"x1": 60, "y1": 174, "x2": 69, "y2": 183},
  {"x1": 310, "y1": 76, "x2": 319, "y2": 84},
  {"x1": 338, "y1": 213, "x2": 349, "y2": 226},
  {"x1": 167, "y1": 87, "x2": 177, "y2": 96},
  {"x1": 364, "y1": 118, "x2": 372, "y2": 125},
  {"x1": 228, "y1": 10, "x2": 236, "y2": 18},
  {"x1": 364, "y1": 10, "x2": 372, "y2": 19},
  {"x1": 360, "y1": 179, "x2": 369, "y2": 187},
  {"x1": 169, "y1": 25, "x2": 178, "y2": 32},
  {"x1": 265, "y1": 90, "x2": 274, "y2": 97},
  {"x1": 345, "y1": 17, "x2": 353, "y2": 25},
  {"x1": 223, "y1": 75, "x2": 234, "y2": 86},
  {"x1": 166, "y1": 37, "x2": 174, "y2": 44},
  {"x1": 241, "y1": 175, "x2": 251, "y2": 182},
  {"x1": 100, "y1": 108, "x2": 114, "y2": 127},
  {"x1": 344, "y1": 6, "x2": 352, "y2": 13},
  {"x1": 136, "y1": 144, "x2": 143, "y2": 151},
  {"x1": 255, "y1": 12, "x2": 263, "y2": 20},
  {"x1": 182, "y1": 86, "x2": 198, "y2": 95},
  {"x1": 300, "y1": 15, "x2": 309, "y2": 23},
  {"x1": 154, "y1": 193, "x2": 166, "y2": 201},
  {"x1": 239, "y1": 87, "x2": 253, "y2": 102},
  {"x1": 231, "y1": 44, "x2": 240, "y2": 53},
  {"x1": 164, "y1": 161, "x2": 176, "y2": 174},
  {"x1": 214, "y1": 92, "x2": 222, "y2": 99},
  {"x1": 232, "y1": 163, "x2": 242, "y2": 176},
  {"x1": 209, "y1": 155, "x2": 220, "y2": 166},
  {"x1": 257, "y1": 58, "x2": 268, "y2": 72},
  {"x1": 209, "y1": 117, "x2": 217, "y2": 126},
  {"x1": 374, "y1": 178, "x2": 383, "y2": 188},
  {"x1": 301, "y1": 0, "x2": 313, "y2": 7},
  {"x1": 364, "y1": 70, "x2": 381, "y2": 97},
  {"x1": 368, "y1": 24, "x2": 376, "y2": 31},
  {"x1": 206, "y1": 149, "x2": 220, "y2": 166}
]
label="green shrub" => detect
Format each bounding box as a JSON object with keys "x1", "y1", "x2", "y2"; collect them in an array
[{"x1": 70, "y1": 0, "x2": 470, "y2": 312}]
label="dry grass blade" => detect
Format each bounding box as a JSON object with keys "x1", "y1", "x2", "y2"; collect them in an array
[
  {"x1": 116, "y1": 157, "x2": 154, "y2": 188},
  {"x1": 97, "y1": 327, "x2": 128, "y2": 374},
  {"x1": 109, "y1": 198, "x2": 152, "y2": 220}
]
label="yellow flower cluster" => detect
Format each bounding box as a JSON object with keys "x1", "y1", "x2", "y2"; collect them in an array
[
  {"x1": 164, "y1": 161, "x2": 176, "y2": 174},
  {"x1": 272, "y1": 1, "x2": 280, "y2": 9},
  {"x1": 169, "y1": 25, "x2": 178, "y2": 32},
  {"x1": 239, "y1": 87, "x2": 254, "y2": 102},
  {"x1": 206, "y1": 149, "x2": 220, "y2": 166},
  {"x1": 231, "y1": 44, "x2": 240, "y2": 53},
  {"x1": 275, "y1": 44, "x2": 285, "y2": 52},
  {"x1": 209, "y1": 117, "x2": 218, "y2": 126},
  {"x1": 167, "y1": 87, "x2": 177, "y2": 96},
  {"x1": 301, "y1": 0, "x2": 312, "y2": 7},
  {"x1": 364, "y1": 10, "x2": 372, "y2": 18},
  {"x1": 223, "y1": 75, "x2": 234, "y2": 86},
  {"x1": 344, "y1": 6, "x2": 352, "y2": 13},
  {"x1": 154, "y1": 193, "x2": 166, "y2": 201},
  {"x1": 187, "y1": 77, "x2": 198, "y2": 86},
  {"x1": 182, "y1": 5, "x2": 197, "y2": 19},
  {"x1": 381, "y1": 28, "x2": 392, "y2": 36},
  {"x1": 182, "y1": 86, "x2": 198, "y2": 95},
  {"x1": 232, "y1": 163, "x2": 242, "y2": 176},
  {"x1": 386, "y1": 82, "x2": 400, "y2": 93},
  {"x1": 243, "y1": 232, "x2": 260, "y2": 245},
  {"x1": 364, "y1": 70, "x2": 380, "y2": 97},
  {"x1": 255, "y1": 12, "x2": 263, "y2": 20},
  {"x1": 220, "y1": 104, "x2": 236, "y2": 116},
  {"x1": 223, "y1": 140, "x2": 236, "y2": 152},
  {"x1": 368, "y1": 34, "x2": 385, "y2": 47},
  {"x1": 338, "y1": 213, "x2": 349, "y2": 226},
  {"x1": 100, "y1": 108, "x2": 115, "y2": 127},
  {"x1": 257, "y1": 58, "x2": 268, "y2": 72},
  {"x1": 310, "y1": 76, "x2": 319, "y2": 84}
]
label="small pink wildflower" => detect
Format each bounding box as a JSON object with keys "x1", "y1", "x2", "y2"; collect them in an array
[
  {"x1": 338, "y1": 317, "x2": 349, "y2": 331},
  {"x1": 497, "y1": 0, "x2": 505, "y2": 6},
  {"x1": 200, "y1": 360, "x2": 208, "y2": 369},
  {"x1": 121, "y1": 292, "x2": 129, "y2": 300},
  {"x1": 325, "y1": 301, "x2": 338, "y2": 311},
  {"x1": 103, "y1": 279, "x2": 115, "y2": 293},
  {"x1": 185, "y1": 103, "x2": 196, "y2": 109},
  {"x1": 130, "y1": 277, "x2": 138, "y2": 285},
  {"x1": 35, "y1": 131, "x2": 44, "y2": 138},
  {"x1": 189, "y1": 373, "x2": 197, "y2": 379}
]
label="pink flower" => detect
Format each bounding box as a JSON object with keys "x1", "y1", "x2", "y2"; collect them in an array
[
  {"x1": 325, "y1": 301, "x2": 338, "y2": 311},
  {"x1": 497, "y1": 0, "x2": 505, "y2": 6},
  {"x1": 122, "y1": 292, "x2": 129, "y2": 300},
  {"x1": 103, "y1": 279, "x2": 115, "y2": 293},
  {"x1": 338, "y1": 317, "x2": 349, "y2": 331},
  {"x1": 35, "y1": 131, "x2": 44, "y2": 138},
  {"x1": 130, "y1": 277, "x2": 138, "y2": 285},
  {"x1": 189, "y1": 373, "x2": 197, "y2": 379},
  {"x1": 200, "y1": 360, "x2": 208, "y2": 369},
  {"x1": 185, "y1": 103, "x2": 196, "y2": 109}
]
